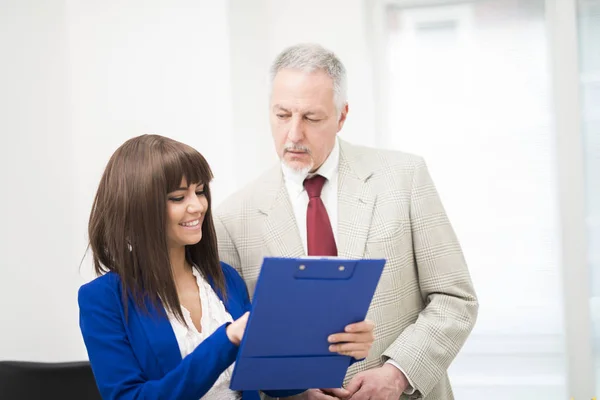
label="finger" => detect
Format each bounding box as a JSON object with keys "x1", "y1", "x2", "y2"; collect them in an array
[
  {"x1": 344, "y1": 319, "x2": 375, "y2": 333},
  {"x1": 311, "y1": 389, "x2": 338, "y2": 400},
  {"x1": 347, "y1": 385, "x2": 371, "y2": 400},
  {"x1": 344, "y1": 374, "x2": 365, "y2": 395},
  {"x1": 338, "y1": 350, "x2": 370, "y2": 360},
  {"x1": 329, "y1": 342, "x2": 371, "y2": 353},
  {"x1": 328, "y1": 332, "x2": 374, "y2": 344},
  {"x1": 321, "y1": 387, "x2": 350, "y2": 398},
  {"x1": 239, "y1": 312, "x2": 250, "y2": 327}
]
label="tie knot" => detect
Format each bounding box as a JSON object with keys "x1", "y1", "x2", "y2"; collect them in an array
[{"x1": 303, "y1": 175, "x2": 326, "y2": 198}]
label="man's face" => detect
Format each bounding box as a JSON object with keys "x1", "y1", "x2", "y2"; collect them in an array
[{"x1": 269, "y1": 68, "x2": 348, "y2": 173}]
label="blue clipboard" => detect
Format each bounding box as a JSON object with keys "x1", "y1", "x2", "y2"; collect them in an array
[{"x1": 229, "y1": 257, "x2": 385, "y2": 391}]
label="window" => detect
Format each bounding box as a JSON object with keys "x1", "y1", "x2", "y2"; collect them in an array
[
  {"x1": 579, "y1": 0, "x2": 600, "y2": 393},
  {"x1": 379, "y1": 1, "x2": 566, "y2": 398}
]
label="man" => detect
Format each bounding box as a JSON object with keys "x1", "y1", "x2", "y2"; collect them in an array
[{"x1": 215, "y1": 43, "x2": 478, "y2": 400}]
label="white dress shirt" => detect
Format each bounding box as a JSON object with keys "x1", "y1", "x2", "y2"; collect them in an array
[
  {"x1": 166, "y1": 267, "x2": 241, "y2": 400},
  {"x1": 281, "y1": 136, "x2": 416, "y2": 395}
]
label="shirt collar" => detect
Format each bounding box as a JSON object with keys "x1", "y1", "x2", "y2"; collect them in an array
[{"x1": 281, "y1": 136, "x2": 340, "y2": 190}]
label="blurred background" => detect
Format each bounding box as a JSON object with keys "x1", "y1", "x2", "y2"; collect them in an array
[{"x1": 0, "y1": 0, "x2": 598, "y2": 398}]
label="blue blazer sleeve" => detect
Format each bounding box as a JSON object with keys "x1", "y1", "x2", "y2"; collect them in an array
[
  {"x1": 222, "y1": 264, "x2": 305, "y2": 399},
  {"x1": 78, "y1": 278, "x2": 238, "y2": 400}
]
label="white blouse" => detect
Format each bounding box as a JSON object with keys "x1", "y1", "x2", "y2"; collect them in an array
[{"x1": 166, "y1": 267, "x2": 241, "y2": 400}]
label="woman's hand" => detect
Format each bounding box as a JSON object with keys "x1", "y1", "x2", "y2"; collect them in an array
[
  {"x1": 327, "y1": 320, "x2": 375, "y2": 359},
  {"x1": 226, "y1": 312, "x2": 249, "y2": 346}
]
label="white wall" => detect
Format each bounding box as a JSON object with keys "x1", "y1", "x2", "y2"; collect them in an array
[
  {"x1": 0, "y1": 0, "x2": 234, "y2": 362},
  {"x1": 0, "y1": 0, "x2": 78, "y2": 362}
]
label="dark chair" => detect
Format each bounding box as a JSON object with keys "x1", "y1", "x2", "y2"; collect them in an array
[{"x1": 0, "y1": 360, "x2": 101, "y2": 399}]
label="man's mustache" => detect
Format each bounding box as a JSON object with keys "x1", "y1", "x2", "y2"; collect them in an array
[{"x1": 283, "y1": 144, "x2": 311, "y2": 155}]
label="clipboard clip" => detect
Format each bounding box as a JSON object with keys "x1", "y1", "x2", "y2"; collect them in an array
[{"x1": 293, "y1": 260, "x2": 357, "y2": 280}]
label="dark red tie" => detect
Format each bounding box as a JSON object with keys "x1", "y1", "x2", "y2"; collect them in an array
[{"x1": 304, "y1": 175, "x2": 337, "y2": 256}]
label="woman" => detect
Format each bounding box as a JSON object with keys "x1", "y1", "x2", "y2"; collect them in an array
[{"x1": 78, "y1": 134, "x2": 373, "y2": 400}]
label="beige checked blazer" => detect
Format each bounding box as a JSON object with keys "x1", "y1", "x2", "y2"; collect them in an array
[{"x1": 214, "y1": 139, "x2": 478, "y2": 400}]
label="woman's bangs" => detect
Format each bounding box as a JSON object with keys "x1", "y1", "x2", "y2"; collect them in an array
[{"x1": 164, "y1": 144, "x2": 213, "y2": 192}]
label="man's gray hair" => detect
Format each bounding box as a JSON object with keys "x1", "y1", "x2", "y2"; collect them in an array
[{"x1": 269, "y1": 43, "x2": 348, "y2": 113}]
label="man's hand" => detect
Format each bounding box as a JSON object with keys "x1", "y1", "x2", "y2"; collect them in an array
[
  {"x1": 328, "y1": 320, "x2": 375, "y2": 359},
  {"x1": 344, "y1": 364, "x2": 409, "y2": 400}
]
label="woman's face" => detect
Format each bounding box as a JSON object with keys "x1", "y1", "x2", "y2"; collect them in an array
[{"x1": 165, "y1": 178, "x2": 208, "y2": 249}]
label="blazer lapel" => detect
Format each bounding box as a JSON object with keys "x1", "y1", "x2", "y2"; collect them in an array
[
  {"x1": 137, "y1": 299, "x2": 182, "y2": 376},
  {"x1": 256, "y1": 146, "x2": 376, "y2": 261},
  {"x1": 337, "y1": 140, "x2": 376, "y2": 259},
  {"x1": 138, "y1": 278, "x2": 243, "y2": 378},
  {"x1": 258, "y1": 167, "x2": 305, "y2": 258}
]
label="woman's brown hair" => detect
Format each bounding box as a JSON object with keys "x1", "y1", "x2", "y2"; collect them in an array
[{"x1": 88, "y1": 134, "x2": 225, "y2": 324}]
